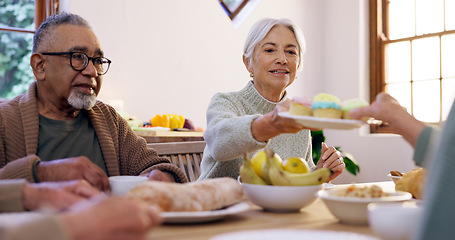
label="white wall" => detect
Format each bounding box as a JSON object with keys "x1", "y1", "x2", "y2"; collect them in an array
[
  {"x1": 66, "y1": 0, "x2": 323, "y2": 127},
  {"x1": 66, "y1": 0, "x2": 417, "y2": 183}
]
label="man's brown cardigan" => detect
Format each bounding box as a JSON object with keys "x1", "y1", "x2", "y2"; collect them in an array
[{"x1": 0, "y1": 82, "x2": 188, "y2": 183}]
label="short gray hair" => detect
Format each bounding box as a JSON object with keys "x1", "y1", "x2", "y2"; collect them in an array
[
  {"x1": 33, "y1": 12, "x2": 91, "y2": 53},
  {"x1": 243, "y1": 18, "x2": 306, "y2": 72}
]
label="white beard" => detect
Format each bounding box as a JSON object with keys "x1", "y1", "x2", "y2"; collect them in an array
[{"x1": 67, "y1": 89, "x2": 96, "y2": 110}]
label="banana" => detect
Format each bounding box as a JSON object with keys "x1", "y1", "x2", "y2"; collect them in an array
[
  {"x1": 265, "y1": 148, "x2": 331, "y2": 186},
  {"x1": 261, "y1": 148, "x2": 282, "y2": 185},
  {"x1": 240, "y1": 153, "x2": 268, "y2": 185}
]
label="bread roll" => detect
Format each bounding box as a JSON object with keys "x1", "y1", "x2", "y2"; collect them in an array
[
  {"x1": 395, "y1": 168, "x2": 426, "y2": 199},
  {"x1": 125, "y1": 177, "x2": 243, "y2": 212}
]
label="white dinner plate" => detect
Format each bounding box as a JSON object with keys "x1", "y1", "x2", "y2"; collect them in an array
[
  {"x1": 161, "y1": 202, "x2": 250, "y2": 224},
  {"x1": 278, "y1": 112, "x2": 366, "y2": 130},
  {"x1": 210, "y1": 229, "x2": 380, "y2": 240}
]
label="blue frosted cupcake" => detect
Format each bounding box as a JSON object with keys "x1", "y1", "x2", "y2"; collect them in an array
[{"x1": 312, "y1": 93, "x2": 342, "y2": 119}]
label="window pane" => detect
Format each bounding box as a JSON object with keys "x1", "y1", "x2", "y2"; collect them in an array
[
  {"x1": 413, "y1": 80, "x2": 440, "y2": 122},
  {"x1": 412, "y1": 37, "x2": 440, "y2": 81},
  {"x1": 416, "y1": 0, "x2": 444, "y2": 35},
  {"x1": 0, "y1": 30, "x2": 34, "y2": 99},
  {"x1": 386, "y1": 82, "x2": 412, "y2": 113},
  {"x1": 389, "y1": 0, "x2": 415, "y2": 40},
  {"x1": 442, "y1": 78, "x2": 455, "y2": 120},
  {"x1": 441, "y1": 34, "x2": 455, "y2": 78},
  {"x1": 0, "y1": 0, "x2": 35, "y2": 31},
  {"x1": 386, "y1": 41, "x2": 411, "y2": 83},
  {"x1": 446, "y1": 0, "x2": 455, "y2": 31}
]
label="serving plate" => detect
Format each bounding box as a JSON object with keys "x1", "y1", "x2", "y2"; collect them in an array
[
  {"x1": 161, "y1": 202, "x2": 250, "y2": 224},
  {"x1": 278, "y1": 112, "x2": 366, "y2": 130},
  {"x1": 211, "y1": 229, "x2": 380, "y2": 240}
]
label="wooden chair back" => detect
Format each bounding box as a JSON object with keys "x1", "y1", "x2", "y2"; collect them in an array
[{"x1": 147, "y1": 141, "x2": 206, "y2": 182}]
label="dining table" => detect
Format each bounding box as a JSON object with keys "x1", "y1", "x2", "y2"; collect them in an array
[{"x1": 148, "y1": 181, "x2": 397, "y2": 240}]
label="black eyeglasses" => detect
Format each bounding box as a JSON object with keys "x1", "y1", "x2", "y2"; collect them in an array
[{"x1": 41, "y1": 52, "x2": 112, "y2": 75}]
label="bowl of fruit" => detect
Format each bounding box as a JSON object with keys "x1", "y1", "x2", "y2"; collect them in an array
[{"x1": 239, "y1": 148, "x2": 331, "y2": 212}]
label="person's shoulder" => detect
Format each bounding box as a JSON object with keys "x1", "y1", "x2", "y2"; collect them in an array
[
  {"x1": 209, "y1": 91, "x2": 243, "y2": 109},
  {"x1": 89, "y1": 100, "x2": 122, "y2": 124},
  {"x1": 211, "y1": 87, "x2": 246, "y2": 101},
  {"x1": 0, "y1": 99, "x2": 10, "y2": 110},
  {"x1": 212, "y1": 91, "x2": 234, "y2": 99},
  {"x1": 0, "y1": 95, "x2": 24, "y2": 112},
  {"x1": 92, "y1": 100, "x2": 117, "y2": 113}
]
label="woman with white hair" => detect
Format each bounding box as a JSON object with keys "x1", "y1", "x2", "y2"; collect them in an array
[{"x1": 198, "y1": 18, "x2": 345, "y2": 181}]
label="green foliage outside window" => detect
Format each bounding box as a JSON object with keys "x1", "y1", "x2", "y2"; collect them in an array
[{"x1": 0, "y1": 0, "x2": 35, "y2": 99}]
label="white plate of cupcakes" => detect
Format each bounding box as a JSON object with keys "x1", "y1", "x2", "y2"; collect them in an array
[{"x1": 281, "y1": 93, "x2": 372, "y2": 130}]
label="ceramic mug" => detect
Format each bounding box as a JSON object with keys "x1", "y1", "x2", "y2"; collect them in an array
[
  {"x1": 109, "y1": 175, "x2": 148, "y2": 196},
  {"x1": 368, "y1": 202, "x2": 422, "y2": 240}
]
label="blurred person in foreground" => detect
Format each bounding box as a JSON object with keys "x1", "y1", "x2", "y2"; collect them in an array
[
  {"x1": 198, "y1": 18, "x2": 344, "y2": 181},
  {"x1": 350, "y1": 92, "x2": 455, "y2": 240},
  {"x1": 0, "y1": 179, "x2": 161, "y2": 240},
  {"x1": 0, "y1": 12, "x2": 188, "y2": 190}
]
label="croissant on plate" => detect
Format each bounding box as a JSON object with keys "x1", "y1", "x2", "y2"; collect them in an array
[
  {"x1": 125, "y1": 177, "x2": 243, "y2": 212},
  {"x1": 395, "y1": 168, "x2": 426, "y2": 199}
]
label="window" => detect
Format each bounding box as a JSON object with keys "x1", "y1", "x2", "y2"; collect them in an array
[
  {"x1": 0, "y1": 0, "x2": 58, "y2": 99},
  {"x1": 370, "y1": 0, "x2": 455, "y2": 133}
]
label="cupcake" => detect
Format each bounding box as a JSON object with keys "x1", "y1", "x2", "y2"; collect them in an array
[
  {"x1": 311, "y1": 93, "x2": 342, "y2": 119},
  {"x1": 341, "y1": 98, "x2": 370, "y2": 120},
  {"x1": 289, "y1": 96, "x2": 313, "y2": 116}
]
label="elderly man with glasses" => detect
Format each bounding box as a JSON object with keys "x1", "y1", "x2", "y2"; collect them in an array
[{"x1": 0, "y1": 13, "x2": 188, "y2": 192}]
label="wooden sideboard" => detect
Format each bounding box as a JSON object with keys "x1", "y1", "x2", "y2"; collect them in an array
[{"x1": 134, "y1": 130, "x2": 204, "y2": 143}]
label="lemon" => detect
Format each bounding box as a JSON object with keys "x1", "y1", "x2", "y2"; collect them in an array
[
  {"x1": 251, "y1": 151, "x2": 267, "y2": 178},
  {"x1": 282, "y1": 157, "x2": 309, "y2": 174}
]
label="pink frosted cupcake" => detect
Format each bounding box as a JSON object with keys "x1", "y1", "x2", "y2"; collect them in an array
[{"x1": 289, "y1": 96, "x2": 313, "y2": 116}]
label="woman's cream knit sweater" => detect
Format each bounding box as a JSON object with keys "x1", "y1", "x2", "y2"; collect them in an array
[{"x1": 199, "y1": 81, "x2": 314, "y2": 180}]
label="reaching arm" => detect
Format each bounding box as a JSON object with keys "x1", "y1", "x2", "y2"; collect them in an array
[{"x1": 349, "y1": 92, "x2": 426, "y2": 147}]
